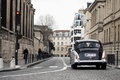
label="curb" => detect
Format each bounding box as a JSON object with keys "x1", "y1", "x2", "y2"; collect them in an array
[
  {"x1": 24, "y1": 57, "x2": 52, "y2": 68},
  {"x1": 0, "y1": 67, "x2": 21, "y2": 72},
  {"x1": 107, "y1": 64, "x2": 120, "y2": 69},
  {"x1": 0, "y1": 57, "x2": 52, "y2": 72},
  {"x1": 115, "y1": 66, "x2": 120, "y2": 69}
]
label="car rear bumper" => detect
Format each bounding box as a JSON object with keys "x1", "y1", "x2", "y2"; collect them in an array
[{"x1": 73, "y1": 60, "x2": 107, "y2": 65}]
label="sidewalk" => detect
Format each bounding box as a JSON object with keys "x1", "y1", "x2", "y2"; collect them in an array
[
  {"x1": 107, "y1": 61, "x2": 120, "y2": 69},
  {"x1": 0, "y1": 57, "x2": 52, "y2": 72}
]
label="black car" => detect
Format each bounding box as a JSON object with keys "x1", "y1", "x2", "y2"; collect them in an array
[{"x1": 70, "y1": 39, "x2": 107, "y2": 69}]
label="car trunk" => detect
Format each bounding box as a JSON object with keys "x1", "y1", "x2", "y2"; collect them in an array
[{"x1": 78, "y1": 48, "x2": 102, "y2": 60}]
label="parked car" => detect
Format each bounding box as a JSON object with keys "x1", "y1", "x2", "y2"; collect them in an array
[{"x1": 70, "y1": 39, "x2": 107, "y2": 69}]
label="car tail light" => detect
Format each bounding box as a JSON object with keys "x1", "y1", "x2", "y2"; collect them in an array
[
  {"x1": 76, "y1": 55, "x2": 79, "y2": 59},
  {"x1": 102, "y1": 51, "x2": 106, "y2": 59}
]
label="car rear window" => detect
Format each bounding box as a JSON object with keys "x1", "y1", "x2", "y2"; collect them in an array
[{"x1": 76, "y1": 41, "x2": 100, "y2": 48}]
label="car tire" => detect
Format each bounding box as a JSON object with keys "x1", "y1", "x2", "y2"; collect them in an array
[
  {"x1": 71, "y1": 64, "x2": 77, "y2": 69},
  {"x1": 96, "y1": 65, "x2": 100, "y2": 69},
  {"x1": 101, "y1": 64, "x2": 106, "y2": 69}
]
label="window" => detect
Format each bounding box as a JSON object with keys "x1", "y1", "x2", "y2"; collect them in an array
[
  {"x1": 56, "y1": 33, "x2": 59, "y2": 36},
  {"x1": 62, "y1": 33, "x2": 65, "y2": 36},
  {"x1": 80, "y1": 21, "x2": 83, "y2": 26},
  {"x1": 76, "y1": 21, "x2": 79, "y2": 26},
  {"x1": 115, "y1": 26, "x2": 116, "y2": 42},
  {"x1": 118, "y1": 25, "x2": 120, "y2": 41},
  {"x1": 78, "y1": 14, "x2": 81, "y2": 20},
  {"x1": 10, "y1": 0, "x2": 13, "y2": 31},
  {"x1": 61, "y1": 37, "x2": 63, "y2": 40},
  {"x1": 74, "y1": 30, "x2": 81, "y2": 35},
  {"x1": 57, "y1": 37, "x2": 59, "y2": 40},
  {"x1": 109, "y1": 28, "x2": 111, "y2": 42},
  {"x1": 1, "y1": 0, "x2": 7, "y2": 27},
  {"x1": 57, "y1": 42, "x2": 59, "y2": 45},
  {"x1": 61, "y1": 47, "x2": 64, "y2": 51},
  {"x1": 61, "y1": 42, "x2": 63, "y2": 45},
  {"x1": 77, "y1": 42, "x2": 100, "y2": 48},
  {"x1": 71, "y1": 31, "x2": 73, "y2": 36},
  {"x1": 65, "y1": 47, "x2": 67, "y2": 51},
  {"x1": 74, "y1": 37, "x2": 81, "y2": 41},
  {"x1": 59, "y1": 32, "x2": 62, "y2": 36},
  {"x1": 57, "y1": 47, "x2": 59, "y2": 51},
  {"x1": 71, "y1": 38, "x2": 73, "y2": 42}
]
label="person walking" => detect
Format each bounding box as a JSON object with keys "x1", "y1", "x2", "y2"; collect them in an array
[
  {"x1": 23, "y1": 48, "x2": 28, "y2": 64},
  {"x1": 38, "y1": 48, "x2": 42, "y2": 60}
]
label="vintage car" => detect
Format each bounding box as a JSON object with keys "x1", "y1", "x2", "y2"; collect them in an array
[{"x1": 70, "y1": 39, "x2": 107, "y2": 69}]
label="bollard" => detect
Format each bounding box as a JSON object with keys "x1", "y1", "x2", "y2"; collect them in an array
[
  {"x1": 0, "y1": 58, "x2": 3, "y2": 68},
  {"x1": 10, "y1": 57, "x2": 15, "y2": 68}
]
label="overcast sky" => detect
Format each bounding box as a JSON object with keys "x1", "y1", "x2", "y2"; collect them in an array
[{"x1": 31, "y1": 0, "x2": 95, "y2": 30}]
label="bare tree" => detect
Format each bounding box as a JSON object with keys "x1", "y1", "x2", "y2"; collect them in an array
[{"x1": 37, "y1": 14, "x2": 55, "y2": 29}]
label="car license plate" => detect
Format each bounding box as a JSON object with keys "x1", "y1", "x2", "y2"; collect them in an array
[{"x1": 85, "y1": 53, "x2": 96, "y2": 57}]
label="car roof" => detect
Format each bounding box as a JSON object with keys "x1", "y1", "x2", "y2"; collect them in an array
[{"x1": 75, "y1": 39, "x2": 99, "y2": 43}]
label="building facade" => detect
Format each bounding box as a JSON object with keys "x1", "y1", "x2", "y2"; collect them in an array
[
  {"x1": 34, "y1": 25, "x2": 53, "y2": 54},
  {"x1": 0, "y1": 0, "x2": 35, "y2": 61},
  {"x1": 84, "y1": 3, "x2": 92, "y2": 39},
  {"x1": 84, "y1": 0, "x2": 120, "y2": 60},
  {"x1": 52, "y1": 30, "x2": 71, "y2": 57},
  {"x1": 103, "y1": 0, "x2": 120, "y2": 55},
  {"x1": 71, "y1": 9, "x2": 85, "y2": 46},
  {"x1": 34, "y1": 28, "x2": 44, "y2": 55},
  {"x1": 89, "y1": 0, "x2": 105, "y2": 41}
]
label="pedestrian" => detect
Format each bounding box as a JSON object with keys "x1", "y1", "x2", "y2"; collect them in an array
[
  {"x1": 23, "y1": 48, "x2": 28, "y2": 64},
  {"x1": 38, "y1": 48, "x2": 42, "y2": 60}
]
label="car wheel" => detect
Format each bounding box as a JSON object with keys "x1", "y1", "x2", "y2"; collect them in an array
[
  {"x1": 96, "y1": 65, "x2": 100, "y2": 69},
  {"x1": 101, "y1": 64, "x2": 106, "y2": 69},
  {"x1": 71, "y1": 64, "x2": 77, "y2": 69}
]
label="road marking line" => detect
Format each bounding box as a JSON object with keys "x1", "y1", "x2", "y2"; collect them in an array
[
  {"x1": 33, "y1": 66, "x2": 42, "y2": 69},
  {"x1": 49, "y1": 66, "x2": 57, "y2": 68},
  {"x1": 67, "y1": 65, "x2": 71, "y2": 67},
  {"x1": 0, "y1": 57, "x2": 67, "y2": 78}
]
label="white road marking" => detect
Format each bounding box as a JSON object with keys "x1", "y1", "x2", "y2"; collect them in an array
[
  {"x1": 33, "y1": 66, "x2": 42, "y2": 69},
  {"x1": 67, "y1": 65, "x2": 71, "y2": 67},
  {"x1": 49, "y1": 66, "x2": 57, "y2": 68},
  {"x1": 0, "y1": 57, "x2": 67, "y2": 78}
]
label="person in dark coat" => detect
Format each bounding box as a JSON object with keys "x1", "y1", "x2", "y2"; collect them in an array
[
  {"x1": 23, "y1": 48, "x2": 28, "y2": 64},
  {"x1": 38, "y1": 48, "x2": 42, "y2": 60}
]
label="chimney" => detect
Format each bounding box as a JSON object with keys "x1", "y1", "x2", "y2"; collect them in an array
[{"x1": 87, "y1": 2, "x2": 92, "y2": 8}]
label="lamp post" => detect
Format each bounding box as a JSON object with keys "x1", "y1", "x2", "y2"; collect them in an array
[{"x1": 15, "y1": 0, "x2": 20, "y2": 65}]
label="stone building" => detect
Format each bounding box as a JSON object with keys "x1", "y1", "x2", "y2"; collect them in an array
[
  {"x1": 84, "y1": 3, "x2": 92, "y2": 39},
  {"x1": 71, "y1": 9, "x2": 85, "y2": 47},
  {"x1": 34, "y1": 28, "x2": 44, "y2": 55},
  {"x1": 34, "y1": 25, "x2": 53, "y2": 53},
  {"x1": 0, "y1": 0, "x2": 35, "y2": 61},
  {"x1": 88, "y1": 0, "x2": 105, "y2": 41},
  {"x1": 52, "y1": 30, "x2": 71, "y2": 57},
  {"x1": 84, "y1": 0, "x2": 120, "y2": 60},
  {"x1": 103, "y1": 0, "x2": 120, "y2": 55}
]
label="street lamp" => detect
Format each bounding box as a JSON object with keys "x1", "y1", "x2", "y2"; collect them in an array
[{"x1": 14, "y1": 0, "x2": 21, "y2": 65}]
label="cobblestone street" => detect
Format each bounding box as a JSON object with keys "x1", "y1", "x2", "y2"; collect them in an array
[{"x1": 0, "y1": 57, "x2": 120, "y2": 80}]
